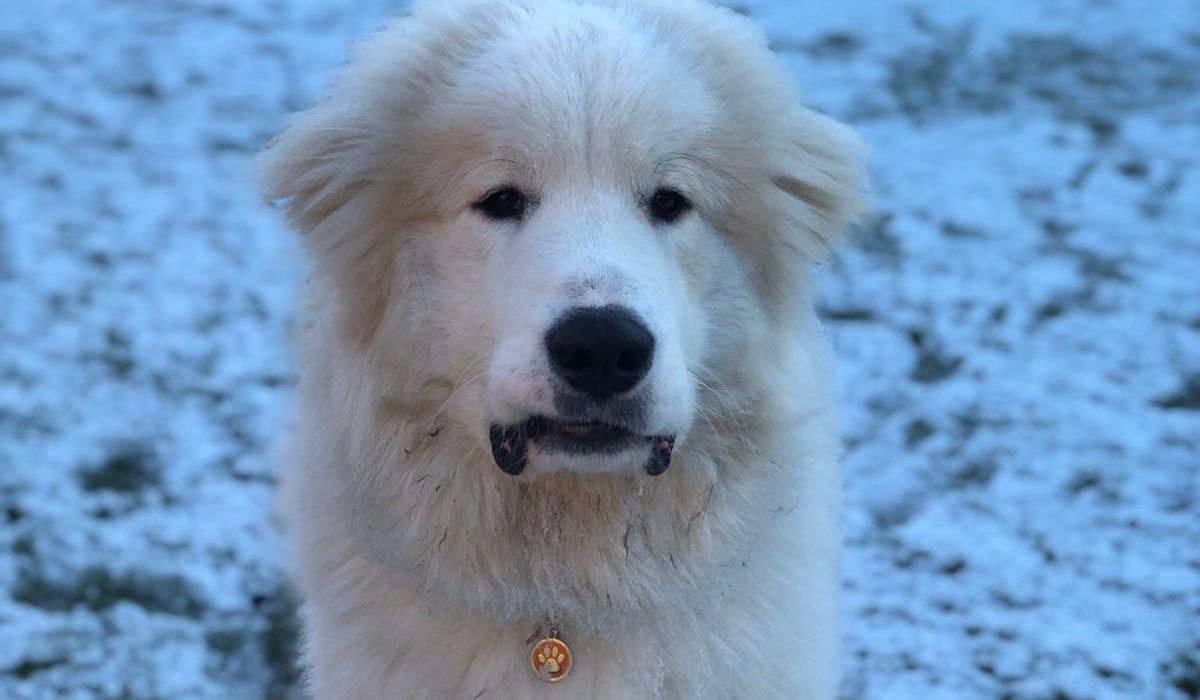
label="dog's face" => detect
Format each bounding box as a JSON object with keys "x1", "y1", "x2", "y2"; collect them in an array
[
  {"x1": 262, "y1": 0, "x2": 864, "y2": 479},
  {"x1": 437, "y1": 18, "x2": 729, "y2": 478}
]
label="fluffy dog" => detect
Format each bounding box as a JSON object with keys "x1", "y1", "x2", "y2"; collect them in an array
[{"x1": 259, "y1": 0, "x2": 864, "y2": 696}]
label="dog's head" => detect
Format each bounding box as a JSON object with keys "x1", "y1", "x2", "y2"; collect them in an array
[{"x1": 260, "y1": 0, "x2": 864, "y2": 479}]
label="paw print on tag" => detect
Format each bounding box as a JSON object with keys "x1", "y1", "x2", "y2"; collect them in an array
[
  {"x1": 538, "y1": 646, "x2": 564, "y2": 673},
  {"x1": 530, "y1": 637, "x2": 572, "y2": 683}
]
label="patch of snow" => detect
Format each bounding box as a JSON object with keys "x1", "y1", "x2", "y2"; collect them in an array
[{"x1": 2, "y1": 0, "x2": 1197, "y2": 697}]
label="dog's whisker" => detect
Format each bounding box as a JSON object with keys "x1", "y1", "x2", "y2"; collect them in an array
[
  {"x1": 688, "y1": 367, "x2": 749, "y2": 426},
  {"x1": 422, "y1": 356, "x2": 488, "y2": 437}
]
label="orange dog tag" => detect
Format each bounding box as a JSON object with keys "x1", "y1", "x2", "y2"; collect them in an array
[{"x1": 530, "y1": 634, "x2": 572, "y2": 683}]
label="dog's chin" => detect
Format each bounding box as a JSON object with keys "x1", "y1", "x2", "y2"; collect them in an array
[{"x1": 488, "y1": 416, "x2": 675, "y2": 477}]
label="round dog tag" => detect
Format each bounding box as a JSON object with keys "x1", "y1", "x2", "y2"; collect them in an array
[{"x1": 530, "y1": 635, "x2": 572, "y2": 683}]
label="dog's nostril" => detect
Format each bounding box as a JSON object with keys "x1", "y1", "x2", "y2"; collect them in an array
[{"x1": 545, "y1": 306, "x2": 655, "y2": 401}]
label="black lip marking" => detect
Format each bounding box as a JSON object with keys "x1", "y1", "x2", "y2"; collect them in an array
[
  {"x1": 489, "y1": 423, "x2": 529, "y2": 475},
  {"x1": 645, "y1": 435, "x2": 675, "y2": 476}
]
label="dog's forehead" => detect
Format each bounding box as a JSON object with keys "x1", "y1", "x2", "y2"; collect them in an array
[{"x1": 427, "y1": 7, "x2": 719, "y2": 177}]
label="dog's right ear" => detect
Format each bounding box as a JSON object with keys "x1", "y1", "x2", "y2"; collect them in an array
[
  {"x1": 256, "y1": 101, "x2": 376, "y2": 235},
  {"x1": 257, "y1": 1, "x2": 513, "y2": 235}
]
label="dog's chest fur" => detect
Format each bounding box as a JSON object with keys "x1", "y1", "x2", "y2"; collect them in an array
[{"x1": 279, "y1": 332, "x2": 842, "y2": 698}]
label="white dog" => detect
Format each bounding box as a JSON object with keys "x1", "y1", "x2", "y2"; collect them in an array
[{"x1": 260, "y1": 0, "x2": 864, "y2": 696}]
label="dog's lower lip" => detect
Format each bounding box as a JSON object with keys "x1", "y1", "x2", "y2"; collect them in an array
[
  {"x1": 550, "y1": 420, "x2": 627, "y2": 437},
  {"x1": 535, "y1": 418, "x2": 640, "y2": 451},
  {"x1": 487, "y1": 417, "x2": 675, "y2": 475}
]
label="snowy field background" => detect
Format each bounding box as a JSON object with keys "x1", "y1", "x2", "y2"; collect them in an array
[{"x1": 2, "y1": 0, "x2": 1198, "y2": 697}]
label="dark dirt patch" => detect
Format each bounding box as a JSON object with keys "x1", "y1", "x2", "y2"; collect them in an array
[
  {"x1": 12, "y1": 566, "x2": 205, "y2": 618},
  {"x1": 905, "y1": 418, "x2": 935, "y2": 447},
  {"x1": 781, "y1": 32, "x2": 864, "y2": 59},
  {"x1": 887, "y1": 31, "x2": 1200, "y2": 122},
  {"x1": 948, "y1": 459, "x2": 998, "y2": 489},
  {"x1": 259, "y1": 587, "x2": 303, "y2": 697},
  {"x1": 207, "y1": 586, "x2": 303, "y2": 698},
  {"x1": 1156, "y1": 376, "x2": 1200, "y2": 411},
  {"x1": 852, "y1": 214, "x2": 903, "y2": 261},
  {"x1": 79, "y1": 446, "x2": 161, "y2": 493},
  {"x1": 8, "y1": 655, "x2": 68, "y2": 679},
  {"x1": 820, "y1": 306, "x2": 877, "y2": 323},
  {"x1": 1162, "y1": 640, "x2": 1200, "y2": 699},
  {"x1": 908, "y1": 329, "x2": 963, "y2": 384}
]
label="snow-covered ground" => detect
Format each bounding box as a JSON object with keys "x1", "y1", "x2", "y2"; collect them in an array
[{"x1": 2, "y1": 0, "x2": 1197, "y2": 697}]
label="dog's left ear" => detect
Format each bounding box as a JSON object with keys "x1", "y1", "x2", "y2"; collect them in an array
[{"x1": 768, "y1": 109, "x2": 869, "y2": 263}]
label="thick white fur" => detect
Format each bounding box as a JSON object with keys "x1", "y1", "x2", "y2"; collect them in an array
[{"x1": 259, "y1": 0, "x2": 865, "y2": 697}]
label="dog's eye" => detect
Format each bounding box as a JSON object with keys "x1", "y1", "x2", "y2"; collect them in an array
[
  {"x1": 474, "y1": 187, "x2": 528, "y2": 221},
  {"x1": 648, "y1": 188, "x2": 692, "y2": 224}
]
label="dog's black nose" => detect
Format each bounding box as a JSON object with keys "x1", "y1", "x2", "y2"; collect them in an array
[{"x1": 545, "y1": 306, "x2": 655, "y2": 401}]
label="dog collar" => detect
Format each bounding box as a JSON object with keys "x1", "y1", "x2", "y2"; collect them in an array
[{"x1": 529, "y1": 624, "x2": 573, "y2": 683}]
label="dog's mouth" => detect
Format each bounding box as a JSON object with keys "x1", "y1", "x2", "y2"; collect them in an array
[{"x1": 488, "y1": 416, "x2": 675, "y2": 477}]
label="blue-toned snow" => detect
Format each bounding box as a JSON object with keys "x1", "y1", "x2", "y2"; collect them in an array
[{"x1": 1, "y1": 0, "x2": 1198, "y2": 697}]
